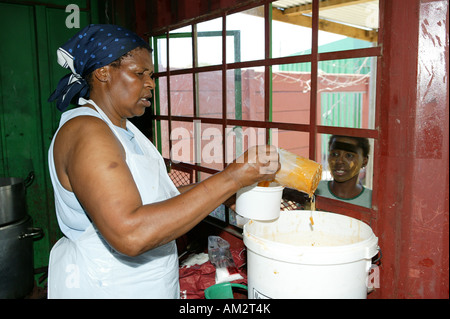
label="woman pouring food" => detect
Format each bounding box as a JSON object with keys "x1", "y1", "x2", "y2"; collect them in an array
[{"x1": 47, "y1": 24, "x2": 279, "y2": 299}]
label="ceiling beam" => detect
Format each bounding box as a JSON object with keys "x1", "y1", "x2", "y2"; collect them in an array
[
  {"x1": 282, "y1": 0, "x2": 375, "y2": 16},
  {"x1": 246, "y1": 4, "x2": 378, "y2": 43},
  {"x1": 272, "y1": 8, "x2": 378, "y2": 42}
]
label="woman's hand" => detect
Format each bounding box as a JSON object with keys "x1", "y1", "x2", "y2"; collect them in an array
[{"x1": 224, "y1": 145, "x2": 280, "y2": 189}]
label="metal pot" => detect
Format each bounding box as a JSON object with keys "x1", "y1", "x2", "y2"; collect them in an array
[
  {"x1": 0, "y1": 172, "x2": 34, "y2": 226},
  {"x1": 0, "y1": 215, "x2": 43, "y2": 299}
]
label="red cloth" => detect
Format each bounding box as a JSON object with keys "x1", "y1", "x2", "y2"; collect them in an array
[{"x1": 179, "y1": 248, "x2": 247, "y2": 299}]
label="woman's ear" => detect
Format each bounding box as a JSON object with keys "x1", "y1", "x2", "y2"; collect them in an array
[{"x1": 93, "y1": 66, "x2": 109, "y2": 82}]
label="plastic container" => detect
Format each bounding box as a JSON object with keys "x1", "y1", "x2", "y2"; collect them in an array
[
  {"x1": 235, "y1": 182, "x2": 284, "y2": 220},
  {"x1": 243, "y1": 210, "x2": 379, "y2": 299},
  {"x1": 208, "y1": 236, "x2": 243, "y2": 283},
  {"x1": 204, "y1": 282, "x2": 248, "y2": 299},
  {"x1": 274, "y1": 148, "x2": 322, "y2": 197}
]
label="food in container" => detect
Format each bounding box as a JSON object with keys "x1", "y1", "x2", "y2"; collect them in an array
[{"x1": 259, "y1": 148, "x2": 322, "y2": 197}]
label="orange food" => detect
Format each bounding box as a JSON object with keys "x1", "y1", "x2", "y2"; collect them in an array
[
  {"x1": 309, "y1": 216, "x2": 314, "y2": 225},
  {"x1": 310, "y1": 196, "x2": 316, "y2": 211},
  {"x1": 274, "y1": 149, "x2": 322, "y2": 197},
  {"x1": 257, "y1": 181, "x2": 272, "y2": 187}
]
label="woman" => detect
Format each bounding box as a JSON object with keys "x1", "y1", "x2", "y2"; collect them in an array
[
  {"x1": 315, "y1": 135, "x2": 372, "y2": 208},
  {"x1": 47, "y1": 24, "x2": 279, "y2": 298}
]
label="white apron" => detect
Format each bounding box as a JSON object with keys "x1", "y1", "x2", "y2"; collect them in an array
[{"x1": 48, "y1": 99, "x2": 180, "y2": 299}]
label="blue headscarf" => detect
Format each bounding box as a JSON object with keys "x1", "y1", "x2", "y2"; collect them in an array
[{"x1": 48, "y1": 24, "x2": 150, "y2": 111}]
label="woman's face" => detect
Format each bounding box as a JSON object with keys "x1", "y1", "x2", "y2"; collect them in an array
[
  {"x1": 106, "y1": 48, "x2": 155, "y2": 118},
  {"x1": 328, "y1": 137, "x2": 368, "y2": 183}
]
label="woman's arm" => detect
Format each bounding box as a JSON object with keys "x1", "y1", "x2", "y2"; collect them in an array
[
  {"x1": 54, "y1": 116, "x2": 278, "y2": 256},
  {"x1": 177, "y1": 184, "x2": 197, "y2": 194}
]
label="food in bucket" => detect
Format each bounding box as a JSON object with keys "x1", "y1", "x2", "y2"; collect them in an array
[
  {"x1": 256, "y1": 181, "x2": 271, "y2": 187},
  {"x1": 257, "y1": 148, "x2": 322, "y2": 197}
]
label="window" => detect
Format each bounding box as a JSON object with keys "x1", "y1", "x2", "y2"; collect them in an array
[{"x1": 151, "y1": 0, "x2": 381, "y2": 226}]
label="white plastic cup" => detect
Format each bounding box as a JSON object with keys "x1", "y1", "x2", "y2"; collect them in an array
[{"x1": 235, "y1": 182, "x2": 284, "y2": 221}]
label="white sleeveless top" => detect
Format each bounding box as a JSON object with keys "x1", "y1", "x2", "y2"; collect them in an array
[{"x1": 47, "y1": 99, "x2": 180, "y2": 298}]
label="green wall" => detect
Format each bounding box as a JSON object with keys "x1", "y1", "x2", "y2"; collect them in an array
[{"x1": 0, "y1": 0, "x2": 98, "y2": 282}]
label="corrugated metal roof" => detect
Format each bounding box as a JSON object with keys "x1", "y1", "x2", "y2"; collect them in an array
[
  {"x1": 272, "y1": 0, "x2": 312, "y2": 8},
  {"x1": 272, "y1": 0, "x2": 379, "y2": 30}
]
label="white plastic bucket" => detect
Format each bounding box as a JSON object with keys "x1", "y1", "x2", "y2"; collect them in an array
[
  {"x1": 235, "y1": 183, "x2": 284, "y2": 221},
  {"x1": 243, "y1": 210, "x2": 379, "y2": 299}
]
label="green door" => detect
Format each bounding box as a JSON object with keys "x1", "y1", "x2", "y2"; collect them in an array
[{"x1": 0, "y1": 0, "x2": 96, "y2": 283}]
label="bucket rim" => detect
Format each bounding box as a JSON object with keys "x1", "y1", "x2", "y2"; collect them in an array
[
  {"x1": 254, "y1": 184, "x2": 284, "y2": 191},
  {"x1": 243, "y1": 210, "x2": 379, "y2": 265},
  {"x1": 237, "y1": 183, "x2": 284, "y2": 194}
]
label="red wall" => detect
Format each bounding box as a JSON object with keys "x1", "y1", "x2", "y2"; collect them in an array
[
  {"x1": 138, "y1": 0, "x2": 267, "y2": 34},
  {"x1": 139, "y1": 0, "x2": 449, "y2": 298},
  {"x1": 370, "y1": 0, "x2": 449, "y2": 299}
]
